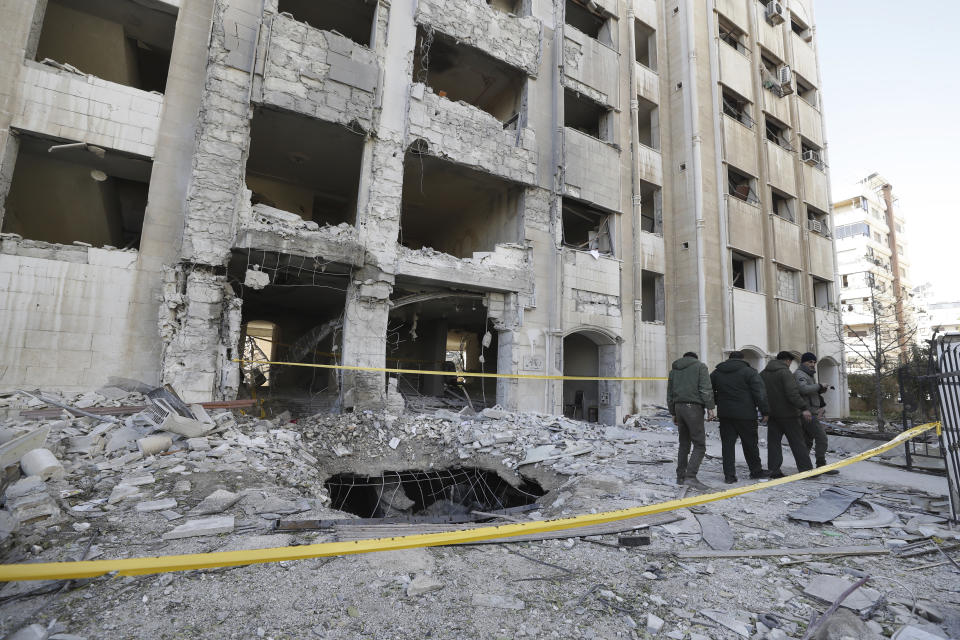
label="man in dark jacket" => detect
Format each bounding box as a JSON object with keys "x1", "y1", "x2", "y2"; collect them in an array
[
  {"x1": 667, "y1": 352, "x2": 715, "y2": 490},
  {"x1": 760, "y1": 351, "x2": 813, "y2": 477},
  {"x1": 794, "y1": 352, "x2": 838, "y2": 474},
  {"x1": 710, "y1": 352, "x2": 771, "y2": 484}
]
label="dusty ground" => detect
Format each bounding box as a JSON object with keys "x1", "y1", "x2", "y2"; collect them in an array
[{"x1": 0, "y1": 392, "x2": 957, "y2": 640}]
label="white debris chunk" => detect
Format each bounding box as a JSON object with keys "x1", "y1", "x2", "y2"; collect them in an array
[
  {"x1": 20, "y1": 448, "x2": 65, "y2": 480},
  {"x1": 162, "y1": 516, "x2": 235, "y2": 540},
  {"x1": 135, "y1": 498, "x2": 178, "y2": 512}
]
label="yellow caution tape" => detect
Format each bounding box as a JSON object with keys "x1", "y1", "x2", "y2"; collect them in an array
[
  {"x1": 0, "y1": 422, "x2": 939, "y2": 582},
  {"x1": 232, "y1": 359, "x2": 668, "y2": 381}
]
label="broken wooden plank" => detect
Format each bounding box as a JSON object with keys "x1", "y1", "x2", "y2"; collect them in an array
[{"x1": 675, "y1": 545, "x2": 889, "y2": 560}]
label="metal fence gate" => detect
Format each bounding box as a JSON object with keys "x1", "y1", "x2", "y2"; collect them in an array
[{"x1": 934, "y1": 334, "x2": 960, "y2": 521}]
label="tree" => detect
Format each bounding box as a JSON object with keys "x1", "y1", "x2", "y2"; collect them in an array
[{"x1": 840, "y1": 267, "x2": 918, "y2": 431}]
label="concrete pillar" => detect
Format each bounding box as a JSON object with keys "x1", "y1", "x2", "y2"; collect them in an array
[
  {"x1": 496, "y1": 329, "x2": 519, "y2": 410},
  {"x1": 341, "y1": 272, "x2": 393, "y2": 409}
]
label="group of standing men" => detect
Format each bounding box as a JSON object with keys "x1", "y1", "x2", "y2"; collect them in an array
[{"x1": 666, "y1": 350, "x2": 836, "y2": 490}]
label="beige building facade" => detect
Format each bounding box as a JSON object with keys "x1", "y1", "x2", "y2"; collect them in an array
[{"x1": 0, "y1": 0, "x2": 845, "y2": 422}]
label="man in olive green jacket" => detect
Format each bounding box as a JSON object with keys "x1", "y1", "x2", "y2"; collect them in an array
[
  {"x1": 667, "y1": 352, "x2": 715, "y2": 489},
  {"x1": 760, "y1": 352, "x2": 813, "y2": 477}
]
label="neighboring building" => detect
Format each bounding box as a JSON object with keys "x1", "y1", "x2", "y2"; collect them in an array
[
  {"x1": 915, "y1": 283, "x2": 960, "y2": 345},
  {"x1": 0, "y1": 0, "x2": 845, "y2": 422},
  {"x1": 834, "y1": 174, "x2": 915, "y2": 374}
]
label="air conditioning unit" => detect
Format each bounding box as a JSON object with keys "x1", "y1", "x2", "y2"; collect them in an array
[
  {"x1": 766, "y1": 1, "x2": 786, "y2": 25},
  {"x1": 808, "y1": 219, "x2": 823, "y2": 233},
  {"x1": 777, "y1": 65, "x2": 794, "y2": 95},
  {"x1": 802, "y1": 149, "x2": 822, "y2": 166}
]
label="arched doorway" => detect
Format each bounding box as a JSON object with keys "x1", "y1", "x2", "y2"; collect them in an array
[
  {"x1": 739, "y1": 346, "x2": 766, "y2": 372},
  {"x1": 817, "y1": 357, "x2": 841, "y2": 418},
  {"x1": 562, "y1": 329, "x2": 619, "y2": 425}
]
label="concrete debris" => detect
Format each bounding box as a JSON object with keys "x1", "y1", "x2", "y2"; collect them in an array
[
  {"x1": 646, "y1": 612, "x2": 664, "y2": 635},
  {"x1": 788, "y1": 486, "x2": 864, "y2": 523},
  {"x1": 160, "y1": 414, "x2": 214, "y2": 438},
  {"x1": 832, "y1": 500, "x2": 901, "y2": 529},
  {"x1": 694, "y1": 513, "x2": 734, "y2": 551},
  {"x1": 891, "y1": 625, "x2": 949, "y2": 640},
  {"x1": 162, "y1": 516, "x2": 235, "y2": 540},
  {"x1": 407, "y1": 574, "x2": 444, "y2": 597},
  {"x1": 108, "y1": 484, "x2": 141, "y2": 504},
  {"x1": 191, "y1": 489, "x2": 243, "y2": 515},
  {"x1": 20, "y1": 448, "x2": 65, "y2": 480},
  {"x1": 244, "y1": 267, "x2": 270, "y2": 289},
  {"x1": 812, "y1": 608, "x2": 881, "y2": 640},
  {"x1": 803, "y1": 575, "x2": 883, "y2": 613},
  {"x1": 135, "y1": 498, "x2": 178, "y2": 512},
  {"x1": 137, "y1": 435, "x2": 173, "y2": 456},
  {"x1": 700, "y1": 610, "x2": 751, "y2": 637}
]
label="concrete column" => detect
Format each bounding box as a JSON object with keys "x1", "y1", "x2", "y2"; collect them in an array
[
  {"x1": 496, "y1": 329, "x2": 519, "y2": 410},
  {"x1": 341, "y1": 273, "x2": 393, "y2": 409}
]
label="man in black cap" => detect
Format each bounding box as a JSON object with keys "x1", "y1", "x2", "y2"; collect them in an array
[
  {"x1": 710, "y1": 351, "x2": 771, "y2": 483},
  {"x1": 795, "y1": 352, "x2": 838, "y2": 474},
  {"x1": 760, "y1": 351, "x2": 813, "y2": 477}
]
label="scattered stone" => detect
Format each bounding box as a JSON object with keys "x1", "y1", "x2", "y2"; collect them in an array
[
  {"x1": 159, "y1": 510, "x2": 182, "y2": 521},
  {"x1": 812, "y1": 608, "x2": 879, "y2": 640},
  {"x1": 471, "y1": 594, "x2": 525, "y2": 610},
  {"x1": 173, "y1": 480, "x2": 191, "y2": 493},
  {"x1": 803, "y1": 575, "x2": 882, "y2": 613},
  {"x1": 891, "y1": 626, "x2": 948, "y2": 640},
  {"x1": 120, "y1": 474, "x2": 155, "y2": 487},
  {"x1": 407, "y1": 574, "x2": 444, "y2": 597},
  {"x1": 108, "y1": 484, "x2": 141, "y2": 504},
  {"x1": 160, "y1": 414, "x2": 213, "y2": 439},
  {"x1": 137, "y1": 435, "x2": 172, "y2": 456},
  {"x1": 162, "y1": 516, "x2": 235, "y2": 540},
  {"x1": 646, "y1": 613, "x2": 664, "y2": 635},
  {"x1": 187, "y1": 437, "x2": 210, "y2": 451},
  {"x1": 701, "y1": 610, "x2": 750, "y2": 638},
  {"x1": 388, "y1": 437, "x2": 401, "y2": 450},
  {"x1": 244, "y1": 268, "x2": 270, "y2": 289}
]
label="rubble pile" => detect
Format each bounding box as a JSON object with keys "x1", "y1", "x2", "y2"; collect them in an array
[{"x1": 0, "y1": 389, "x2": 957, "y2": 639}]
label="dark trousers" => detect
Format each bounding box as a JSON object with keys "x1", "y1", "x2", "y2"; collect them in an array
[
  {"x1": 802, "y1": 415, "x2": 828, "y2": 466},
  {"x1": 675, "y1": 403, "x2": 706, "y2": 479},
  {"x1": 719, "y1": 418, "x2": 763, "y2": 479},
  {"x1": 767, "y1": 417, "x2": 812, "y2": 473}
]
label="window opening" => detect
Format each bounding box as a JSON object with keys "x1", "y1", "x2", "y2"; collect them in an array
[
  {"x1": 771, "y1": 189, "x2": 794, "y2": 222},
  {"x1": 564, "y1": 89, "x2": 614, "y2": 141},
  {"x1": 760, "y1": 51, "x2": 791, "y2": 98},
  {"x1": 634, "y1": 18, "x2": 657, "y2": 69},
  {"x1": 718, "y1": 17, "x2": 748, "y2": 56},
  {"x1": 796, "y1": 74, "x2": 818, "y2": 107},
  {"x1": 639, "y1": 181, "x2": 662, "y2": 235},
  {"x1": 486, "y1": 0, "x2": 522, "y2": 14},
  {"x1": 764, "y1": 116, "x2": 792, "y2": 150},
  {"x1": 636, "y1": 96, "x2": 660, "y2": 149},
  {"x1": 807, "y1": 204, "x2": 829, "y2": 235},
  {"x1": 2, "y1": 134, "x2": 151, "y2": 248},
  {"x1": 728, "y1": 166, "x2": 759, "y2": 204},
  {"x1": 34, "y1": 0, "x2": 176, "y2": 92},
  {"x1": 722, "y1": 87, "x2": 754, "y2": 128},
  {"x1": 812, "y1": 277, "x2": 831, "y2": 310},
  {"x1": 246, "y1": 108, "x2": 364, "y2": 226},
  {"x1": 732, "y1": 252, "x2": 759, "y2": 291},
  {"x1": 566, "y1": 0, "x2": 614, "y2": 47},
  {"x1": 562, "y1": 197, "x2": 614, "y2": 255},
  {"x1": 277, "y1": 0, "x2": 377, "y2": 47},
  {"x1": 641, "y1": 271, "x2": 665, "y2": 322},
  {"x1": 791, "y1": 16, "x2": 813, "y2": 41},
  {"x1": 801, "y1": 138, "x2": 823, "y2": 169},
  {"x1": 414, "y1": 29, "x2": 526, "y2": 124},
  {"x1": 776, "y1": 266, "x2": 799, "y2": 302}
]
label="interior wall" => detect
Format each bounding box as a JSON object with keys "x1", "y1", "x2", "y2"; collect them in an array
[
  {"x1": 246, "y1": 174, "x2": 315, "y2": 221},
  {"x1": 2, "y1": 151, "x2": 129, "y2": 247},
  {"x1": 36, "y1": 1, "x2": 140, "y2": 87}
]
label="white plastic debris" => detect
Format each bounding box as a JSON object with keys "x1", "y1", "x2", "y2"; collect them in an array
[{"x1": 20, "y1": 448, "x2": 65, "y2": 480}]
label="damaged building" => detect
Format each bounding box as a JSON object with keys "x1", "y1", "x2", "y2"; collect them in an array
[{"x1": 0, "y1": 0, "x2": 846, "y2": 423}]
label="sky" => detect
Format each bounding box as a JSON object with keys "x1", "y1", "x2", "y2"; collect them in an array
[{"x1": 815, "y1": 1, "x2": 960, "y2": 300}]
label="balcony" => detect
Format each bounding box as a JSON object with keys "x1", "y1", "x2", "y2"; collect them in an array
[
  {"x1": 726, "y1": 196, "x2": 764, "y2": 257},
  {"x1": 791, "y1": 35, "x2": 818, "y2": 85},
  {"x1": 733, "y1": 288, "x2": 769, "y2": 354},
  {"x1": 396, "y1": 244, "x2": 531, "y2": 293},
  {"x1": 758, "y1": 17, "x2": 785, "y2": 61},
  {"x1": 808, "y1": 230, "x2": 834, "y2": 279},
  {"x1": 718, "y1": 42, "x2": 754, "y2": 101},
  {"x1": 562, "y1": 247, "x2": 623, "y2": 333},
  {"x1": 778, "y1": 299, "x2": 807, "y2": 354},
  {"x1": 235, "y1": 203, "x2": 366, "y2": 267},
  {"x1": 802, "y1": 161, "x2": 829, "y2": 212},
  {"x1": 416, "y1": 0, "x2": 541, "y2": 76},
  {"x1": 563, "y1": 26, "x2": 620, "y2": 108},
  {"x1": 715, "y1": 0, "x2": 748, "y2": 30},
  {"x1": 723, "y1": 115, "x2": 758, "y2": 177},
  {"x1": 634, "y1": 62, "x2": 659, "y2": 105},
  {"x1": 408, "y1": 84, "x2": 537, "y2": 185},
  {"x1": 14, "y1": 62, "x2": 162, "y2": 158},
  {"x1": 635, "y1": 142, "x2": 663, "y2": 187},
  {"x1": 259, "y1": 14, "x2": 379, "y2": 130},
  {"x1": 564, "y1": 128, "x2": 622, "y2": 212},
  {"x1": 771, "y1": 213, "x2": 801, "y2": 269},
  {"x1": 766, "y1": 140, "x2": 797, "y2": 195},
  {"x1": 761, "y1": 83, "x2": 791, "y2": 125},
  {"x1": 797, "y1": 98, "x2": 823, "y2": 146}
]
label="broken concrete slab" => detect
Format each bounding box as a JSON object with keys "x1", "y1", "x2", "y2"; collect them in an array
[
  {"x1": 803, "y1": 575, "x2": 882, "y2": 613},
  {"x1": 833, "y1": 500, "x2": 901, "y2": 529},
  {"x1": 700, "y1": 610, "x2": 750, "y2": 637},
  {"x1": 190, "y1": 489, "x2": 243, "y2": 515},
  {"x1": 108, "y1": 484, "x2": 141, "y2": 504},
  {"x1": 891, "y1": 625, "x2": 948, "y2": 640},
  {"x1": 471, "y1": 593, "x2": 525, "y2": 610},
  {"x1": 135, "y1": 498, "x2": 178, "y2": 512},
  {"x1": 137, "y1": 435, "x2": 172, "y2": 456},
  {"x1": 694, "y1": 513, "x2": 734, "y2": 551},
  {"x1": 812, "y1": 608, "x2": 881, "y2": 640},
  {"x1": 0, "y1": 425, "x2": 51, "y2": 471},
  {"x1": 788, "y1": 486, "x2": 863, "y2": 523},
  {"x1": 162, "y1": 515, "x2": 235, "y2": 540}
]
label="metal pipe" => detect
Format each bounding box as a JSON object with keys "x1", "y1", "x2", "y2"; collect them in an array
[
  {"x1": 706, "y1": 2, "x2": 733, "y2": 353},
  {"x1": 626, "y1": 4, "x2": 643, "y2": 412},
  {"x1": 681, "y1": 0, "x2": 709, "y2": 358}
]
